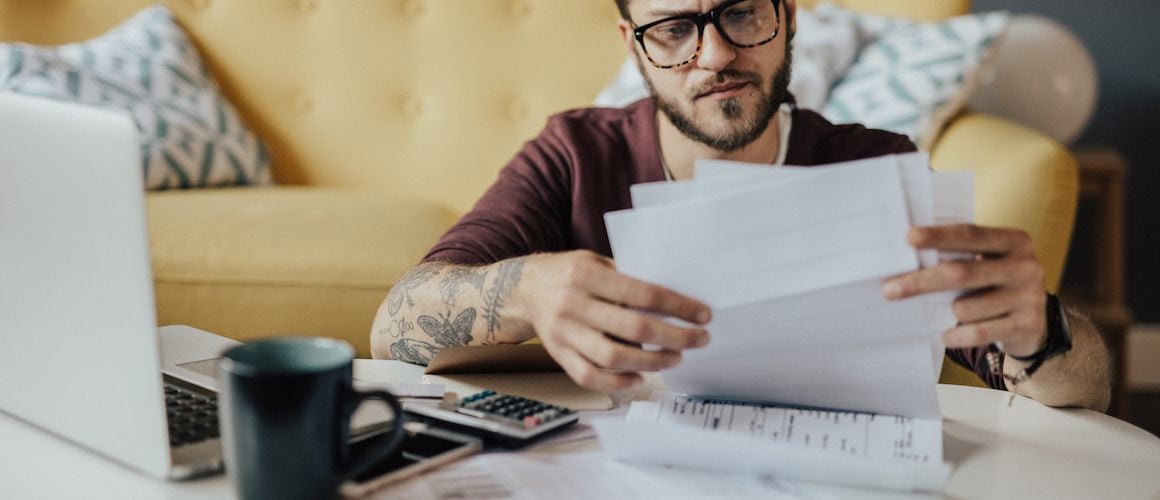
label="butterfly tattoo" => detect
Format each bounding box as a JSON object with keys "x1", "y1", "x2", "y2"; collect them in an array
[{"x1": 417, "y1": 308, "x2": 477, "y2": 348}]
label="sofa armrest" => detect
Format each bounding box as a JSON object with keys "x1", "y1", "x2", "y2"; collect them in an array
[{"x1": 930, "y1": 112, "x2": 1079, "y2": 294}]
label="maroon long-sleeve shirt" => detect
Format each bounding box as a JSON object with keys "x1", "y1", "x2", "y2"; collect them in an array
[{"x1": 424, "y1": 98, "x2": 1004, "y2": 390}]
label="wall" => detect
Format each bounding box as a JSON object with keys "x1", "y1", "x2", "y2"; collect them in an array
[{"x1": 972, "y1": 0, "x2": 1160, "y2": 321}]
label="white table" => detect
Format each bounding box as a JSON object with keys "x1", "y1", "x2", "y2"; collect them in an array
[{"x1": 2, "y1": 363, "x2": 1158, "y2": 499}]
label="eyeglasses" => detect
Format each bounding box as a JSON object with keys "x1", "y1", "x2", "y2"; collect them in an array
[{"x1": 631, "y1": 0, "x2": 782, "y2": 69}]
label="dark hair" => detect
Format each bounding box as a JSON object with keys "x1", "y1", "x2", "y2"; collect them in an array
[{"x1": 614, "y1": 0, "x2": 630, "y2": 20}]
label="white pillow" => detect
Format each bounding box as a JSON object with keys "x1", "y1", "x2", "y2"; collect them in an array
[
  {"x1": 593, "y1": 7, "x2": 861, "y2": 111},
  {"x1": 823, "y1": 10, "x2": 1009, "y2": 149},
  {"x1": 791, "y1": 4, "x2": 861, "y2": 110},
  {"x1": 0, "y1": 6, "x2": 272, "y2": 190}
]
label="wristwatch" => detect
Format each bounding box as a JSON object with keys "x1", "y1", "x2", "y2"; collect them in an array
[{"x1": 1002, "y1": 293, "x2": 1073, "y2": 384}]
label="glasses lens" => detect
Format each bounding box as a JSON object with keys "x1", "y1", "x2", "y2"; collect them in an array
[
  {"x1": 642, "y1": 19, "x2": 699, "y2": 67},
  {"x1": 720, "y1": 0, "x2": 778, "y2": 46}
]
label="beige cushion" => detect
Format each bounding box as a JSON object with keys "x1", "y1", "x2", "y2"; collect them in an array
[{"x1": 147, "y1": 187, "x2": 456, "y2": 356}]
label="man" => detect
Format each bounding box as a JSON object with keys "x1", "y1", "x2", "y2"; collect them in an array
[{"x1": 371, "y1": 0, "x2": 1111, "y2": 411}]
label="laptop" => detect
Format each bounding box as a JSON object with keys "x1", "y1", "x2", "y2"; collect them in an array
[{"x1": 0, "y1": 92, "x2": 231, "y2": 479}]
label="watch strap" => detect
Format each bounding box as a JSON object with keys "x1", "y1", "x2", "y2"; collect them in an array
[{"x1": 986, "y1": 293, "x2": 1071, "y2": 386}]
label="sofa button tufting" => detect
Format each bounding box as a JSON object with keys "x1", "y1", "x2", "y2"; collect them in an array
[
  {"x1": 402, "y1": 97, "x2": 423, "y2": 118},
  {"x1": 298, "y1": 0, "x2": 318, "y2": 13},
  {"x1": 507, "y1": 99, "x2": 527, "y2": 119},
  {"x1": 294, "y1": 94, "x2": 314, "y2": 112},
  {"x1": 403, "y1": 0, "x2": 425, "y2": 17},
  {"x1": 509, "y1": 0, "x2": 531, "y2": 18}
]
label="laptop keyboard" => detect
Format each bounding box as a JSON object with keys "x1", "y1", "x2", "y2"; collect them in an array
[{"x1": 164, "y1": 382, "x2": 219, "y2": 447}]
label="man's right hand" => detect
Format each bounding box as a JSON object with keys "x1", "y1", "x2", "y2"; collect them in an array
[{"x1": 513, "y1": 250, "x2": 712, "y2": 391}]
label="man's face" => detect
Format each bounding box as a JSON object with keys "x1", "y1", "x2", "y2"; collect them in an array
[{"x1": 620, "y1": 0, "x2": 795, "y2": 153}]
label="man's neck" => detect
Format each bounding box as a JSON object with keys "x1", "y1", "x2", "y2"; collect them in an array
[{"x1": 657, "y1": 110, "x2": 782, "y2": 181}]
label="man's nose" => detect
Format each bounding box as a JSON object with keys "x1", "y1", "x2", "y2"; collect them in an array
[{"x1": 696, "y1": 23, "x2": 737, "y2": 72}]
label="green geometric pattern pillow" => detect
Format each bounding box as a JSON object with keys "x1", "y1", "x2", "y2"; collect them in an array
[
  {"x1": 823, "y1": 11, "x2": 1009, "y2": 150},
  {"x1": 0, "y1": 6, "x2": 271, "y2": 190}
]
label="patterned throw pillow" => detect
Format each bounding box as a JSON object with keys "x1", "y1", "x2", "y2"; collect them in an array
[
  {"x1": 823, "y1": 10, "x2": 1009, "y2": 150},
  {"x1": 0, "y1": 6, "x2": 271, "y2": 190}
]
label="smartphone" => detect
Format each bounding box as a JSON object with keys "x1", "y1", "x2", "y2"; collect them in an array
[{"x1": 339, "y1": 421, "x2": 482, "y2": 498}]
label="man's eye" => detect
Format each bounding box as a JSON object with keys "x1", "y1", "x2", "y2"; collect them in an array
[
  {"x1": 657, "y1": 23, "x2": 694, "y2": 40},
  {"x1": 725, "y1": 8, "x2": 755, "y2": 21}
]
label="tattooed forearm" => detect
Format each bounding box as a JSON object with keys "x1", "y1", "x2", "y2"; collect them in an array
[
  {"x1": 482, "y1": 257, "x2": 527, "y2": 344},
  {"x1": 372, "y1": 258, "x2": 531, "y2": 362},
  {"x1": 438, "y1": 267, "x2": 488, "y2": 307},
  {"x1": 385, "y1": 263, "x2": 442, "y2": 315}
]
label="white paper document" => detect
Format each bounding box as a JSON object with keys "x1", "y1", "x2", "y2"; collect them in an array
[
  {"x1": 607, "y1": 159, "x2": 918, "y2": 309},
  {"x1": 594, "y1": 392, "x2": 951, "y2": 493},
  {"x1": 372, "y1": 450, "x2": 822, "y2": 500},
  {"x1": 629, "y1": 392, "x2": 943, "y2": 463},
  {"x1": 599, "y1": 153, "x2": 973, "y2": 491}
]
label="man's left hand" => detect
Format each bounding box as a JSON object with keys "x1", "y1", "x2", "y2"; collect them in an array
[{"x1": 881, "y1": 224, "x2": 1048, "y2": 357}]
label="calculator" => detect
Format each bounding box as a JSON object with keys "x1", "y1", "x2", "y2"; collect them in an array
[{"x1": 402, "y1": 390, "x2": 579, "y2": 448}]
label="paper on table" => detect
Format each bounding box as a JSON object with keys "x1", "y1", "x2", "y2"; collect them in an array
[
  {"x1": 606, "y1": 159, "x2": 917, "y2": 308},
  {"x1": 371, "y1": 450, "x2": 822, "y2": 500},
  {"x1": 592, "y1": 392, "x2": 951, "y2": 493},
  {"x1": 349, "y1": 359, "x2": 437, "y2": 433},
  {"x1": 630, "y1": 392, "x2": 944, "y2": 462}
]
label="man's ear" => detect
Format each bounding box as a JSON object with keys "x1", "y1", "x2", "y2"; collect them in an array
[
  {"x1": 784, "y1": 0, "x2": 797, "y2": 36},
  {"x1": 618, "y1": 20, "x2": 636, "y2": 56}
]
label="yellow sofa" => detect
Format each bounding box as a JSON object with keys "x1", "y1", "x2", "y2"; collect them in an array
[{"x1": 1, "y1": 0, "x2": 1076, "y2": 387}]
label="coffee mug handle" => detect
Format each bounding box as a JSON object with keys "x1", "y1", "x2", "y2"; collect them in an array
[{"x1": 340, "y1": 389, "x2": 408, "y2": 481}]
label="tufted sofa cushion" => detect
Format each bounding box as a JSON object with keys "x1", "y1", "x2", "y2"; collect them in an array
[{"x1": 147, "y1": 187, "x2": 456, "y2": 356}]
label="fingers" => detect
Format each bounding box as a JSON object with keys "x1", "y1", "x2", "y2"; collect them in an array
[
  {"x1": 586, "y1": 331, "x2": 683, "y2": 371},
  {"x1": 943, "y1": 310, "x2": 1046, "y2": 356},
  {"x1": 551, "y1": 319, "x2": 682, "y2": 371},
  {"x1": 908, "y1": 225, "x2": 1034, "y2": 256},
  {"x1": 550, "y1": 345, "x2": 643, "y2": 392},
  {"x1": 579, "y1": 299, "x2": 710, "y2": 350},
  {"x1": 883, "y1": 256, "x2": 1043, "y2": 300},
  {"x1": 952, "y1": 287, "x2": 1045, "y2": 324},
  {"x1": 542, "y1": 320, "x2": 678, "y2": 391},
  {"x1": 582, "y1": 265, "x2": 712, "y2": 325},
  {"x1": 943, "y1": 317, "x2": 1018, "y2": 348}
]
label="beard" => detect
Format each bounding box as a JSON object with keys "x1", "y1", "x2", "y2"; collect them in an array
[{"x1": 639, "y1": 48, "x2": 793, "y2": 153}]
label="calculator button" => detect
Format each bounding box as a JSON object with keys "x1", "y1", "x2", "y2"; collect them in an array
[{"x1": 523, "y1": 416, "x2": 541, "y2": 428}]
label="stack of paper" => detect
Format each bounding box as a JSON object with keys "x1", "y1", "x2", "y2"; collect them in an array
[{"x1": 595, "y1": 153, "x2": 973, "y2": 492}]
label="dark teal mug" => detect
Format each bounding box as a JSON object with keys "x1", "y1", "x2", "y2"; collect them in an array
[{"x1": 219, "y1": 337, "x2": 406, "y2": 500}]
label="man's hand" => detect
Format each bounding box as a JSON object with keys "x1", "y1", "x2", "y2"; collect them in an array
[
  {"x1": 514, "y1": 250, "x2": 712, "y2": 392},
  {"x1": 881, "y1": 224, "x2": 1048, "y2": 357}
]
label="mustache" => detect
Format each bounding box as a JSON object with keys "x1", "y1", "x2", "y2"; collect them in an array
[{"x1": 689, "y1": 70, "x2": 763, "y2": 98}]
